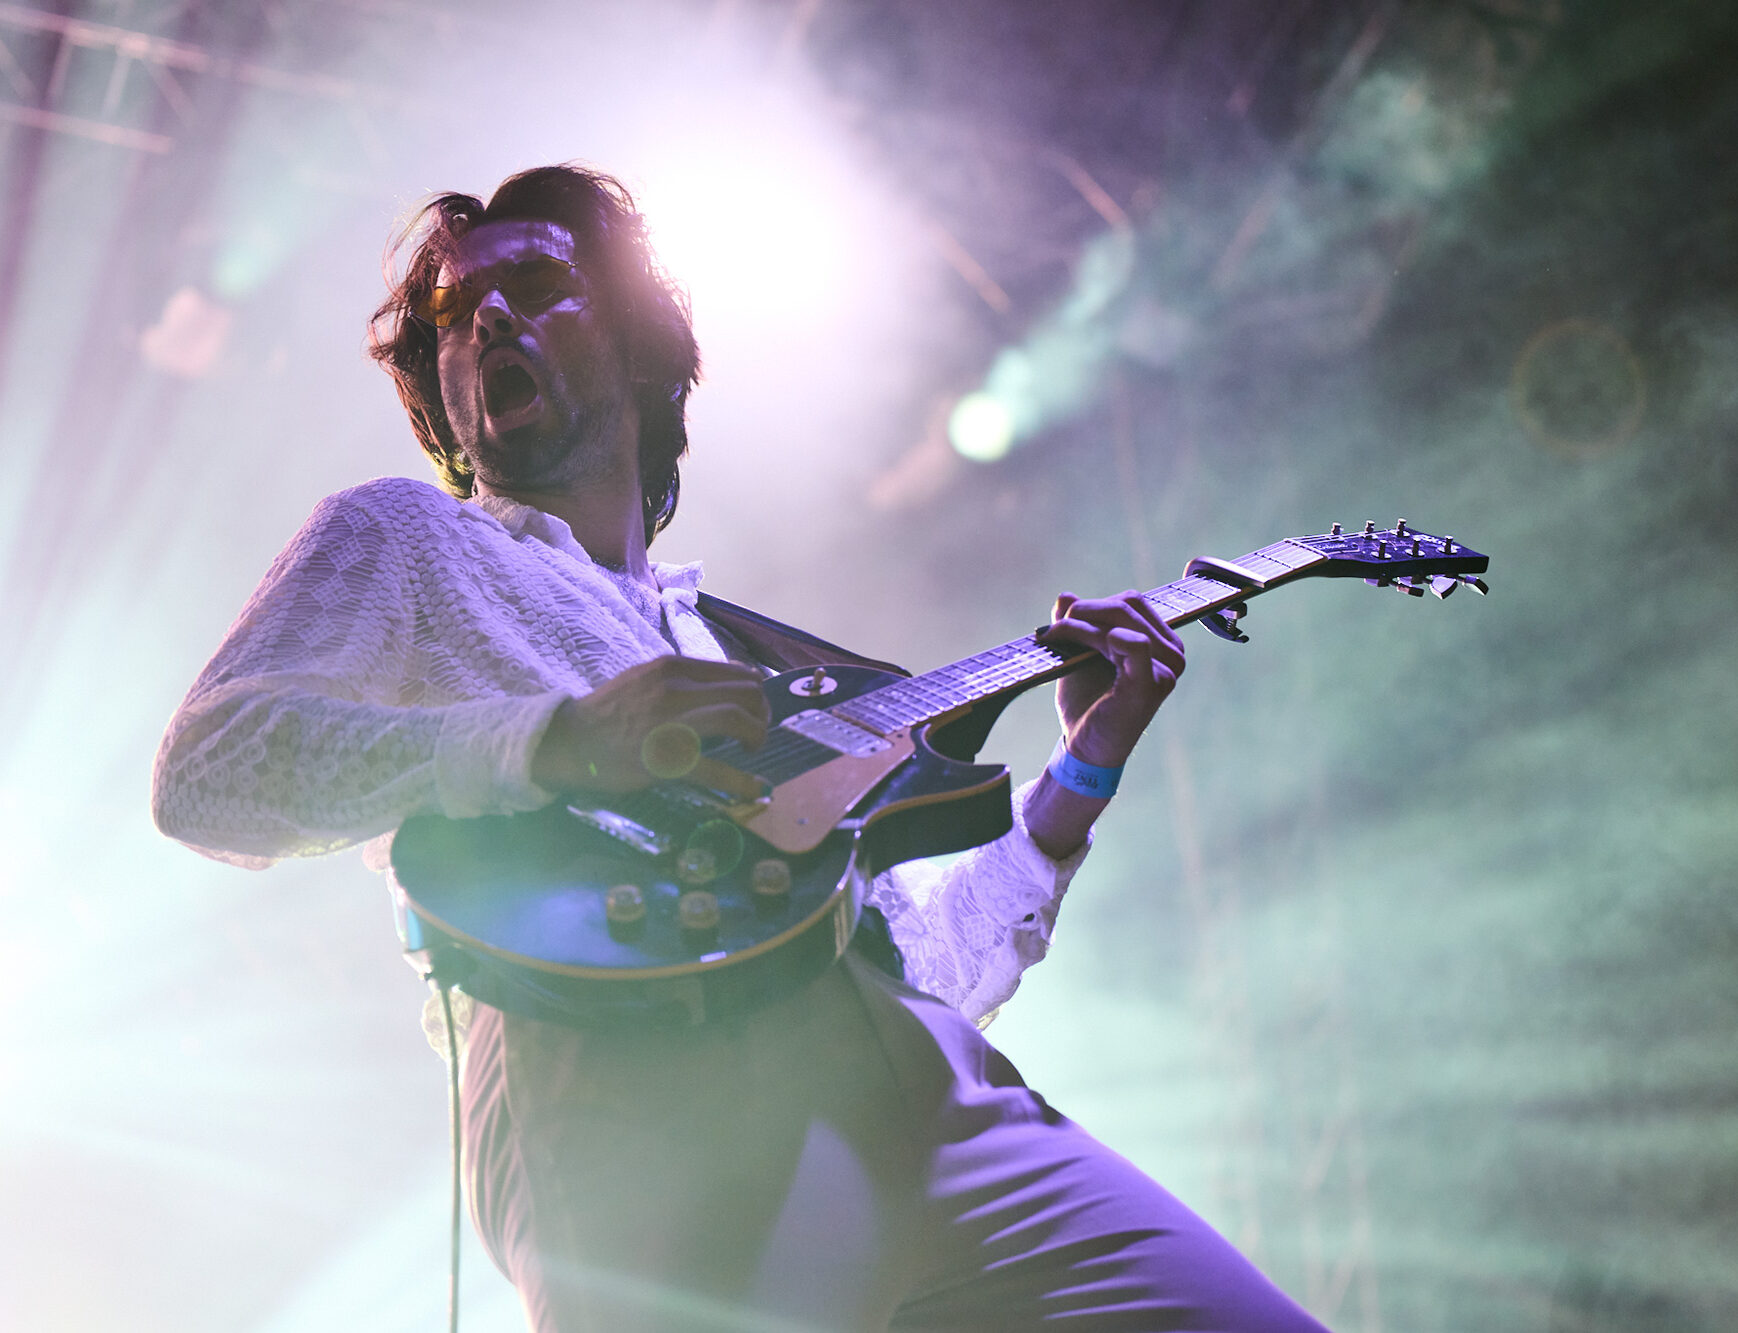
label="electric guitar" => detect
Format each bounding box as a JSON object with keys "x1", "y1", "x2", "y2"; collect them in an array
[{"x1": 392, "y1": 521, "x2": 1489, "y2": 1026}]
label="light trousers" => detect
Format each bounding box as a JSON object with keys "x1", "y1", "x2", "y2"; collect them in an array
[{"x1": 462, "y1": 952, "x2": 1331, "y2": 1332}]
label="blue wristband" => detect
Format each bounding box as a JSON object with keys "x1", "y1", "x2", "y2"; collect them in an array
[{"x1": 1047, "y1": 739, "x2": 1123, "y2": 799}]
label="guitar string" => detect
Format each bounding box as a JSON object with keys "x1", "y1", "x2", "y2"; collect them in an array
[{"x1": 617, "y1": 536, "x2": 1446, "y2": 818}]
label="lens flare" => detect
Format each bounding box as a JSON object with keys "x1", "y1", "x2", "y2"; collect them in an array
[
  {"x1": 641, "y1": 722, "x2": 702, "y2": 779},
  {"x1": 948, "y1": 392, "x2": 1015, "y2": 462}
]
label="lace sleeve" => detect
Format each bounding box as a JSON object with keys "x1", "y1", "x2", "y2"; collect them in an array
[
  {"x1": 151, "y1": 487, "x2": 565, "y2": 868},
  {"x1": 866, "y1": 779, "x2": 1090, "y2": 1024}
]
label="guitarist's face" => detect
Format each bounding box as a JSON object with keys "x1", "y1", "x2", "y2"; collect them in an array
[{"x1": 434, "y1": 219, "x2": 640, "y2": 495}]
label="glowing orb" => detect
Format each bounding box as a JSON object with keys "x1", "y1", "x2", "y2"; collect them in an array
[
  {"x1": 948, "y1": 392, "x2": 1015, "y2": 462},
  {"x1": 637, "y1": 146, "x2": 850, "y2": 337}
]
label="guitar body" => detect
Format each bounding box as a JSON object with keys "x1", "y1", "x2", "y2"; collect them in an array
[{"x1": 392, "y1": 663, "x2": 1011, "y2": 1027}]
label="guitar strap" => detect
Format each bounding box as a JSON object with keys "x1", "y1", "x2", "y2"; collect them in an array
[
  {"x1": 693, "y1": 591, "x2": 911, "y2": 678},
  {"x1": 693, "y1": 591, "x2": 910, "y2": 984}
]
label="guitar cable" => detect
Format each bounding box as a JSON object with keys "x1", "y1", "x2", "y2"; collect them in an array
[{"x1": 438, "y1": 981, "x2": 462, "y2": 1333}]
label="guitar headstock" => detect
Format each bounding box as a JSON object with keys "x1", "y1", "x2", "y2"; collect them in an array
[{"x1": 1294, "y1": 520, "x2": 1489, "y2": 598}]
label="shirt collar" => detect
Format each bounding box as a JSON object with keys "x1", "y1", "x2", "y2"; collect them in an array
[{"x1": 465, "y1": 492, "x2": 703, "y2": 594}]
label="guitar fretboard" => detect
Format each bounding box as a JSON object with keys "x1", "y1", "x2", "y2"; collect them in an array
[{"x1": 831, "y1": 539, "x2": 1326, "y2": 735}]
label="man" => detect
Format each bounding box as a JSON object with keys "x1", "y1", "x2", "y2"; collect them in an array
[{"x1": 154, "y1": 165, "x2": 1327, "y2": 1331}]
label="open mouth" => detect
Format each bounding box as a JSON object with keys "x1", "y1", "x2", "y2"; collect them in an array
[{"x1": 483, "y1": 361, "x2": 538, "y2": 418}]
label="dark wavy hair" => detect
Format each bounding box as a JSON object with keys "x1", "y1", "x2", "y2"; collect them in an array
[{"x1": 368, "y1": 164, "x2": 700, "y2": 541}]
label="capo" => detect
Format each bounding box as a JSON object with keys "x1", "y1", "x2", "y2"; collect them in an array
[
  {"x1": 1199, "y1": 601, "x2": 1250, "y2": 644},
  {"x1": 1183, "y1": 556, "x2": 1268, "y2": 591}
]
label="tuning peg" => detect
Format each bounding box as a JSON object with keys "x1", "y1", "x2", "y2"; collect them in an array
[
  {"x1": 1460, "y1": 576, "x2": 1489, "y2": 595},
  {"x1": 1395, "y1": 577, "x2": 1427, "y2": 597},
  {"x1": 1429, "y1": 575, "x2": 1459, "y2": 599}
]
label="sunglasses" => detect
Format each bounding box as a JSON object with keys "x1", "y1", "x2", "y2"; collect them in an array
[{"x1": 415, "y1": 256, "x2": 584, "y2": 329}]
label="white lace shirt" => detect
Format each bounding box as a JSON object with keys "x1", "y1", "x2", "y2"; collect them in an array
[{"x1": 151, "y1": 476, "x2": 1088, "y2": 1022}]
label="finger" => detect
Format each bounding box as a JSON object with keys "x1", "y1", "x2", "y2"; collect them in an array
[
  {"x1": 1040, "y1": 618, "x2": 1110, "y2": 660},
  {"x1": 1100, "y1": 628, "x2": 1176, "y2": 685},
  {"x1": 1063, "y1": 603, "x2": 1186, "y2": 674},
  {"x1": 1154, "y1": 630, "x2": 1186, "y2": 677},
  {"x1": 1108, "y1": 634, "x2": 1187, "y2": 694},
  {"x1": 1066, "y1": 594, "x2": 1163, "y2": 639},
  {"x1": 641, "y1": 721, "x2": 704, "y2": 780},
  {"x1": 1050, "y1": 603, "x2": 1143, "y2": 644},
  {"x1": 1134, "y1": 605, "x2": 1188, "y2": 663},
  {"x1": 1103, "y1": 623, "x2": 1185, "y2": 674},
  {"x1": 640, "y1": 706, "x2": 770, "y2": 784},
  {"x1": 1115, "y1": 590, "x2": 1177, "y2": 642},
  {"x1": 1043, "y1": 611, "x2": 1131, "y2": 655},
  {"x1": 676, "y1": 700, "x2": 771, "y2": 749},
  {"x1": 688, "y1": 755, "x2": 769, "y2": 803},
  {"x1": 653, "y1": 657, "x2": 767, "y2": 684},
  {"x1": 656, "y1": 678, "x2": 772, "y2": 728},
  {"x1": 1103, "y1": 624, "x2": 1162, "y2": 656},
  {"x1": 1059, "y1": 630, "x2": 1179, "y2": 710}
]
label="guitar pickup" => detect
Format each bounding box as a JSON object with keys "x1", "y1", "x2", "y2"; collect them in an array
[
  {"x1": 780, "y1": 709, "x2": 894, "y2": 757},
  {"x1": 564, "y1": 805, "x2": 673, "y2": 857}
]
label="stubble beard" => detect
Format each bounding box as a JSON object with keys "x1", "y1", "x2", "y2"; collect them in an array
[{"x1": 465, "y1": 391, "x2": 632, "y2": 496}]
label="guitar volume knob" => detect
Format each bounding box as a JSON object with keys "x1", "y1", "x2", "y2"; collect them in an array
[
  {"x1": 606, "y1": 884, "x2": 646, "y2": 923},
  {"x1": 678, "y1": 891, "x2": 721, "y2": 933},
  {"x1": 752, "y1": 858, "x2": 792, "y2": 899},
  {"x1": 676, "y1": 847, "x2": 720, "y2": 885},
  {"x1": 606, "y1": 884, "x2": 647, "y2": 940}
]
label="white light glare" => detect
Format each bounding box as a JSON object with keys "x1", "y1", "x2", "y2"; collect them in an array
[
  {"x1": 637, "y1": 131, "x2": 853, "y2": 339},
  {"x1": 948, "y1": 392, "x2": 1015, "y2": 462}
]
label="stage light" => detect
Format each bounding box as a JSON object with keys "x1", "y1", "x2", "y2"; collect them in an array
[
  {"x1": 948, "y1": 391, "x2": 1015, "y2": 462},
  {"x1": 948, "y1": 229, "x2": 1136, "y2": 463},
  {"x1": 635, "y1": 121, "x2": 856, "y2": 341}
]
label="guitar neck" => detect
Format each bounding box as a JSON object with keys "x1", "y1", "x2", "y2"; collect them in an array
[{"x1": 830, "y1": 538, "x2": 1329, "y2": 734}]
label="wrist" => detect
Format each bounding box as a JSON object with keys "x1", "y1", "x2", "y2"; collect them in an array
[
  {"x1": 1057, "y1": 717, "x2": 1136, "y2": 770},
  {"x1": 1023, "y1": 768, "x2": 1101, "y2": 861},
  {"x1": 530, "y1": 697, "x2": 588, "y2": 793},
  {"x1": 1047, "y1": 738, "x2": 1124, "y2": 800}
]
